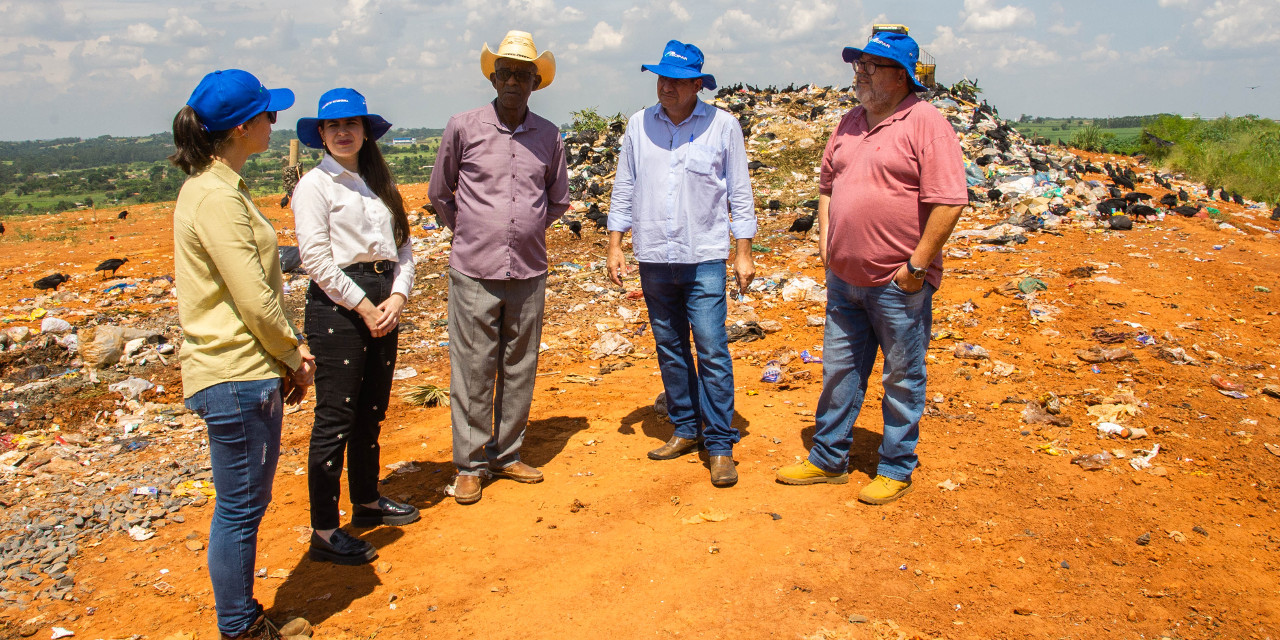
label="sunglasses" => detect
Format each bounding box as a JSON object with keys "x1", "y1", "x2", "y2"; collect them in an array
[
  {"x1": 265, "y1": 111, "x2": 278, "y2": 124},
  {"x1": 853, "y1": 59, "x2": 899, "y2": 75},
  {"x1": 494, "y1": 69, "x2": 535, "y2": 84}
]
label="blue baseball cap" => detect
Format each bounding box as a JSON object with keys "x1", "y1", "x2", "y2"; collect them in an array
[
  {"x1": 641, "y1": 40, "x2": 716, "y2": 91},
  {"x1": 186, "y1": 69, "x2": 294, "y2": 132},
  {"x1": 842, "y1": 32, "x2": 928, "y2": 92},
  {"x1": 296, "y1": 88, "x2": 393, "y2": 150}
]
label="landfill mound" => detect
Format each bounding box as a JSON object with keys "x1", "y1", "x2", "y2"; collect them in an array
[{"x1": 1, "y1": 83, "x2": 1279, "y2": 640}]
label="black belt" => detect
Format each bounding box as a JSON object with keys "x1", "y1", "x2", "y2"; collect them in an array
[{"x1": 343, "y1": 260, "x2": 394, "y2": 274}]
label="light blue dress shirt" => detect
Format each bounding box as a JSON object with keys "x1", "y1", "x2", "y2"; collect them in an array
[{"x1": 608, "y1": 99, "x2": 757, "y2": 264}]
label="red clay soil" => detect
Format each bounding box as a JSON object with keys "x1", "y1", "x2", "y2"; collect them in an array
[{"x1": 1, "y1": 172, "x2": 1278, "y2": 640}]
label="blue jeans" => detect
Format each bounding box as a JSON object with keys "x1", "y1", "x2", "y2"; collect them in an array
[
  {"x1": 639, "y1": 261, "x2": 739, "y2": 456},
  {"x1": 809, "y1": 271, "x2": 934, "y2": 481},
  {"x1": 185, "y1": 378, "x2": 283, "y2": 636}
]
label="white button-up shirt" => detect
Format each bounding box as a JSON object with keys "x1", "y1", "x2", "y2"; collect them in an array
[
  {"x1": 291, "y1": 154, "x2": 415, "y2": 309},
  {"x1": 608, "y1": 99, "x2": 756, "y2": 264}
]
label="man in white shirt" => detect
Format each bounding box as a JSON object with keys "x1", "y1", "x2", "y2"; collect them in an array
[{"x1": 608, "y1": 40, "x2": 756, "y2": 487}]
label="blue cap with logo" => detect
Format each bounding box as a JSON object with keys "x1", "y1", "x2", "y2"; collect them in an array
[
  {"x1": 842, "y1": 32, "x2": 927, "y2": 92},
  {"x1": 641, "y1": 40, "x2": 716, "y2": 91},
  {"x1": 296, "y1": 88, "x2": 393, "y2": 150},
  {"x1": 186, "y1": 69, "x2": 294, "y2": 132}
]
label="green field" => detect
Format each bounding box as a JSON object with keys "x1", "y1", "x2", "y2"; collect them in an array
[{"x1": 1012, "y1": 120, "x2": 1143, "y2": 144}]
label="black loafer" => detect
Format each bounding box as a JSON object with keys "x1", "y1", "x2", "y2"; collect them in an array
[
  {"x1": 351, "y1": 496, "x2": 421, "y2": 527},
  {"x1": 308, "y1": 529, "x2": 377, "y2": 565}
]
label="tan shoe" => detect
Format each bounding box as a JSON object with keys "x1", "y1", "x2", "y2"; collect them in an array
[
  {"x1": 709, "y1": 455, "x2": 738, "y2": 487},
  {"x1": 493, "y1": 461, "x2": 544, "y2": 484},
  {"x1": 648, "y1": 436, "x2": 699, "y2": 460},
  {"x1": 453, "y1": 475, "x2": 482, "y2": 505},
  {"x1": 857, "y1": 475, "x2": 913, "y2": 505},
  {"x1": 775, "y1": 459, "x2": 849, "y2": 485}
]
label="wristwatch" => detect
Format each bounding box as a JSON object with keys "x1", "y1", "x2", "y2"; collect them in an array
[{"x1": 906, "y1": 260, "x2": 927, "y2": 279}]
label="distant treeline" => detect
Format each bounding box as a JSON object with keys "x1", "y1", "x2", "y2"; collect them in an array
[
  {"x1": 1141, "y1": 114, "x2": 1280, "y2": 205},
  {"x1": 1017, "y1": 114, "x2": 1172, "y2": 129},
  {"x1": 0, "y1": 127, "x2": 443, "y2": 216}
]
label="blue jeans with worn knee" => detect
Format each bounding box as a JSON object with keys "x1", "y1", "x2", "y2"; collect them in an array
[
  {"x1": 185, "y1": 378, "x2": 282, "y2": 636},
  {"x1": 639, "y1": 260, "x2": 740, "y2": 456},
  {"x1": 809, "y1": 271, "x2": 934, "y2": 481}
]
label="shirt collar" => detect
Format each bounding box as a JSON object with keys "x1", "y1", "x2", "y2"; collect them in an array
[
  {"x1": 856, "y1": 93, "x2": 922, "y2": 130},
  {"x1": 652, "y1": 99, "x2": 711, "y2": 125},
  {"x1": 481, "y1": 100, "x2": 537, "y2": 133},
  {"x1": 317, "y1": 153, "x2": 357, "y2": 178},
  {"x1": 205, "y1": 159, "x2": 248, "y2": 192}
]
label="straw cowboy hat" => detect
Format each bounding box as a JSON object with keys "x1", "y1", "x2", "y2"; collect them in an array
[{"x1": 481, "y1": 30, "x2": 556, "y2": 90}]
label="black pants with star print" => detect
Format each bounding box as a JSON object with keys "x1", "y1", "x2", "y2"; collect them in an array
[{"x1": 304, "y1": 271, "x2": 398, "y2": 531}]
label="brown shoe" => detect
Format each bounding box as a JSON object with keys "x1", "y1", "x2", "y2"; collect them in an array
[
  {"x1": 453, "y1": 475, "x2": 482, "y2": 505},
  {"x1": 648, "y1": 436, "x2": 699, "y2": 460},
  {"x1": 493, "y1": 461, "x2": 543, "y2": 484},
  {"x1": 709, "y1": 455, "x2": 738, "y2": 487}
]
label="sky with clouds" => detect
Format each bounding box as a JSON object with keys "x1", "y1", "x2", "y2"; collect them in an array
[{"x1": 1, "y1": 0, "x2": 1277, "y2": 140}]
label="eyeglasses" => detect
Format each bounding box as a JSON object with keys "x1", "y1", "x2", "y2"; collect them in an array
[
  {"x1": 494, "y1": 69, "x2": 535, "y2": 84},
  {"x1": 265, "y1": 111, "x2": 278, "y2": 124},
  {"x1": 853, "y1": 59, "x2": 898, "y2": 75}
]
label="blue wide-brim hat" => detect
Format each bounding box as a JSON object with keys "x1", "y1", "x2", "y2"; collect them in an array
[
  {"x1": 296, "y1": 87, "x2": 393, "y2": 150},
  {"x1": 842, "y1": 31, "x2": 928, "y2": 92},
  {"x1": 641, "y1": 40, "x2": 716, "y2": 91},
  {"x1": 187, "y1": 69, "x2": 294, "y2": 132}
]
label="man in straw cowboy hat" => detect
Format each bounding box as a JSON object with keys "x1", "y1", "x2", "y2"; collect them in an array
[
  {"x1": 428, "y1": 30, "x2": 569, "y2": 505},
  {"x1": 607, "y1": 40, "x2": 756, "y2": 487}
]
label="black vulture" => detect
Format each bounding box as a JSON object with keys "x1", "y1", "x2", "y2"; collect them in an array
[
  {"x1": 280, "y1": 195, "x2": 291, "y2": 208},
  {"x1": 986, "y1": 188, "x2": 1003, "y2": 201},
  {"x1": 1178, "y1": 188, "x2": 1189, "y2": 202},
  {"x1": 1172, "y1": 205, "x2": 1200, "y2": 217},
  {"x1": 567, "y1": 220, "x2": 582, "y2": 238},
  {"x1": 789, "y1": 213, "x2": 816, "y2": 234},
  {"x1": 0, "y1": 221, "x2": 4, "y2": 235},
  {"x1": 799, "y1": 198, "x2": 819, "y2": 210},
  {"x1": 1159, "y1": 193, "x2": 1178, "y2": 208},
  {"x1": 747, "y1": 160, "x2": 768, "y2": 172},
  {"x1": 767, "y1": 199, "x2": 782, "y2": 211},
  {"x1": 1097, "y1": 198, "x2": 1129, "y2": 215},
  {"x1": 1219, "y1": 188, "x2": 1230, "y2": 201},
  {"x1": 1231, "y1": 191, "x2": 1244, "y2": 205},
  {"x1": 1127, "y1": 203, "x2": 1159, "y2": 218},
  {"x1": 118, "y1": 210, "x2": 128, "y2": 220},
  {"x1": 94, "y1": 257, "x2": 128, "y2": 279},
  {"x1": 1271, "y1": 205, "x2": 1280, "y2": 221},
  {"x1": 1123, "y1": 191, "x2": 1152, "y2": 203},
  {"x1": 1112, "y1": 174, "x2": 1135, "y2": 191},
  {"x1": 34, "y1": 273, "x2": 70, "y2": 291}
]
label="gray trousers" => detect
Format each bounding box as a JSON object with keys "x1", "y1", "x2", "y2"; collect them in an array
[{"x1": 447, "y1": 267, "x2": 546, "y2": 475}]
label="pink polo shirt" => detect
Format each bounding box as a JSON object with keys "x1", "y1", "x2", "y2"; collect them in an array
[{"x1": 818, "y1": 94, "x2": 967, "y2": 289}]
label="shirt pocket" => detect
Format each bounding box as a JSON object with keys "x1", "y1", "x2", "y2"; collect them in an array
[{"x1": 685, "y1": 143, "x2": 720, "y2": 177}]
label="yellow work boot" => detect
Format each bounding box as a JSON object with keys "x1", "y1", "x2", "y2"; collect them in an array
[
  {"x1": 776, "y1": 460, "x2": 849, "y2": 485},
  {"x1": 857, "y1": 475, "x2": 913, "y2": 505}
]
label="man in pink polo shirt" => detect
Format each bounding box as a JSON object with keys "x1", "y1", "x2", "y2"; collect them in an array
[{"x1": 777, "y1": 32, "x2": 966, "y2": 504}]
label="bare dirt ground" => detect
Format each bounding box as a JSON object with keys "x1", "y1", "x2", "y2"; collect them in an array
[{"x1": 2, "y1": 166, "x2": 1279, "y2": 640}]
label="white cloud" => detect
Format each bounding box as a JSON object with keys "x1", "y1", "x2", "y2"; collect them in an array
[
  {"x1": 572, "y1": 21, "x2": 623, "y2": 52},
  {"x1": 1195, "y1": 0, "x2": 1280, "y2": 50},
  {"x1": 1047, "y1": 21, "x2": 1080, "y2": 36},
  {"x1": 960, "y1": 0, "x2": 1035, "y2": 32}
]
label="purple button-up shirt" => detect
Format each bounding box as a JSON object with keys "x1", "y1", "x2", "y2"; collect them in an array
[{"x1": 428, "y1": 101, "x2": 570, "y2": 280}]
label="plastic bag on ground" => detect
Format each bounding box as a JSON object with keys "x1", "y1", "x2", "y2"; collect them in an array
[{"x1": 109, "y1": 377, "x2": 155, "y2": 400}]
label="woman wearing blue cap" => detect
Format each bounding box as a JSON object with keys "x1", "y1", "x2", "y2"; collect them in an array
[
  {"x1": 170, "y1": 69, "x2": 316, "y2": 639},
  {"x1": 290, "y1": 88, "x2": 417, "y2": 565}
]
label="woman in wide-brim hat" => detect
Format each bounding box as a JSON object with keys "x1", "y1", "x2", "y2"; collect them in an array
[
  {"x1": 170, "y1": 68, "x2": 316, "y2": 639},
  {"x1": 290, "y1": 88, "x2": 418, "y2": 566}
]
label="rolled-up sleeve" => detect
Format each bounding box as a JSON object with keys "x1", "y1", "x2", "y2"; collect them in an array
[
  {"x1": 193, "y1": 191, "x2": 301, "y2": 370},
  {"x1": 607, "y1": 119, "x2": 637, "y2": 234},
  {"x1": 428, "y1": 117, "x2": 461, "y2": 231},
  {"x1": 723, "y1": 122, "x2": 756, "y2": 240},
  {"x1": 292, "y1": 174, "x2": 366, "y2": 309}
]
